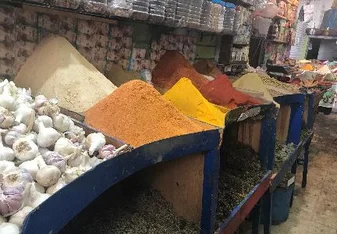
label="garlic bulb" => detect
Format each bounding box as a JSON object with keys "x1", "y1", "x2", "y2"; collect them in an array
[
  {"x1": 65, "y1": 125, "x2": 85, "y2": 143},
  {"x1": 37, "y1": 122, "x2": 61, "y2": 148},
  {"x1": 34, "y1": 95, "x2": 48, "y2": 109},
  {"x1": 14, "y1": 104, "x2": 35, "y2": 127},
  {"x1": 0, "y1": 162, "x2": 16, "y2": 175},
  {"x1": 18, "y1": 159, "x2": 39, "y2": 180},
  {"x1": 36, "y1": 101, "x2": 60, "y2": 117},
  {"x1": 8, "y1": 206, "x2": 33, "y2": 228},
  {"x1": 2, "y1": 169, "x2": 33, "y2": 188},
  {"x1": 0, "y1": 216, "x2": 6, "y2": 225},
  {"x1": 53, "y1": 114, "x2": 73, "y2": 133},
  {"x1": 33, "y1": 115, "x2": 53, "y2": 133},
  {"x1": 67, "y1": 151, "x2": 85, "y2": 168},
  {"x1": 46, "y1": 178, "x2": 66, "y2": 195},
  {"x1": 54, "y1": 137, "x2": 81, "y2": 158},
  {"x1": 11, "y1": 124, "x2": 27, "y2": 135},
  {"x1": 25, "y1": 132, "x2": 37, "y2": 144},
  {"x1": 85, "y1": 133, "x2": 106, "y2": 156},
  {"x1": 63, "y1": 167, "x2": 85, "y2": 184},
  {"x1": 36, "y1": 166, "x2": 61, "y2": 187},
  {"x1": 16, "y1": 88, "x2": 33, "y2": 106},
  {"x1": 33, "y1": 182, "x2": 45, "y2": 194},
  {"x1": 0, "y1": 135, "x2": 14, "y2": 161},
  {"x1": 4, "y1": 131, "x2": 20, "y2": 147},
  {"x1": 0, "y1": 186, "x2": 25, "y2": 217},
  {"x1": 0, "y1": 222, "x2": 20, "y2": 234},
  {"x1": 27, "y1": 184, "x2": 50, "y2": 209},
  {"x1": 13, "y1": 139, "x2": 38, "y2": 162},
  {"x1": 42, "y1": 151, "x2": 66, "y2": 173},
  {"x1": 98, "y1": 145, "x2": 117, "y2": 159},
  {"x1": 0, "y1": 86, "x2": 17, "y2": 111},
  {"x1": 0, "y1": 107, "x2": 15, "y2": 129}
]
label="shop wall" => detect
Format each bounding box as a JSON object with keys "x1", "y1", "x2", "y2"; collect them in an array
[{"x1": 0, "y1": 5, "x2": 209, "y2": 80}]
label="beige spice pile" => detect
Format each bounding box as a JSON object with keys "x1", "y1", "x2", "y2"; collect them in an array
[{"x1": 15, "y1": 35, "x2": 117, "y2": 113}]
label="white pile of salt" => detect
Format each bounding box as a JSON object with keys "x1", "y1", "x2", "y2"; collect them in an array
[{"x1": 15, "y1": 35, "x2": 117, "y2": 113}]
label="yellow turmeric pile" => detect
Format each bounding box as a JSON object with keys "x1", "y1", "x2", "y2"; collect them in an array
[{"x1": 163, "y1": 78, "x2": 227, "y2": 128}]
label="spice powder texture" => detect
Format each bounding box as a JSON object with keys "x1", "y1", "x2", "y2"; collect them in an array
[
  {"x1": 163, "y1": 78, "x2": 226, "y2": 128},
  {"x1": 152, "y1": 51, "x2": 209, "y2": 92},
  {"x1": 85, "y1": 80, "x2": 206, "y2": 147}
]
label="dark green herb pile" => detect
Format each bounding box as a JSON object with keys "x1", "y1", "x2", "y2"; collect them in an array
[
  {"x1": 62, "y1": 179, "x2": 200, "y2": 234},
  {"x1": 274, "y1": 141, "x2": 296, "y2": 172},
  {"x1": 216, "y1": 143, "x2": 265, "y2": 226}
]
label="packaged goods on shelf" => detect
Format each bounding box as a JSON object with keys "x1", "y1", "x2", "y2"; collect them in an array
[
  {"x1": 82, "y1": 0, "x2": 109, "y2": 15},
  {"x1": 174, "y1": 0, "x2": 191, "y2": 27},
  {"x1": 50, "y1": 0, "x2": 81, "y2": 9},
  {"x1": 132, "y1": 0, "x2": 150, "y2": 20},
  {"x1": 164, "y1": 0, "x2": 177, "y2": 27},
  {"x1": 187, "y1": 0, "x2": 203, "y2": 29},
  {"x1": 223, "y1": 3, "x2": 236, "y2": 33},
  {"x1": 200, "y1": 1, "x2": 212, "y2": 31},
  {"x1": 148, "y1": 0, "x2": 167, "y2": 24},
  {"x1": 108, "y1": 0, "x2": 133, "y2": 17}
]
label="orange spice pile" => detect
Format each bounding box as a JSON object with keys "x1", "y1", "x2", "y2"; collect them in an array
[{"x1": 85, "y1": 80, "x2": 207, "y2": 147}]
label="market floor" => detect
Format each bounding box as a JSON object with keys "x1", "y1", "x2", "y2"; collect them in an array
[{"x1": 269, "y1": 112, "x2": 337, "y2": 234}]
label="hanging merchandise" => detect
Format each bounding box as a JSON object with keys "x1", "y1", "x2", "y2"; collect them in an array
[
  {"x1": 175, "y1": 0, "x2": 191, "y2": 27},
  {"x1": 200, "y1": 0, "x2": 212, "y2": 31},
  {"x1": 254, "y1": 1, "x2": 280, "y2": 19},
  {"x1": 164, "y1": 0, "x2": 177, "y2": 26},
  {"x1": 50, "y1": 0, "x2": 81, "y2": 9},
  {"x1": 163, "y1": 78, "x2": 226, "y2": 128}
]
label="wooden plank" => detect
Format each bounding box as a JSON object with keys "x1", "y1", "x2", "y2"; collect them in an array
[
  {"x1": 147, "y1": 154, "x2": 205, "y2": 222},
  {"x1": 276, "y1": 105, "x2": 291, "y2": 144},
  {"x1": 238, "y1": 120, "x2": 262, "y2": 153}
]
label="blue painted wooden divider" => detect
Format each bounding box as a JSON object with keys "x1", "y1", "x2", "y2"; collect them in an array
[{"x1": 22, "y1": 129, "x2": 221, "y2": 234}]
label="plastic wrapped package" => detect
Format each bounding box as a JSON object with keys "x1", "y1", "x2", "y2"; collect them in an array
[
  {"x1": 187, "y1": 0, "x2": 203, "y2": 29},
  {"x1": 149, "y1": 0, "x2": 167, "y2": 24},
  {"x1": 82, "y1": 0, "x2": 109, "y2": 15},
  {"x1": 132, "y1": 0, "x2": 149, "y2": 21},
  {"x1": 50, "y1": 0, "x2": 81, "y2": 9},
  {"x1": 164, "y1": 0, "x2": 177, "y2": 27},
  {"x1": 223, "y1": 2, "x2": 236, "y2": 34},
  {"x1": 209, "y1": 2, "x2": 222, "y2": 32},
  {"x1": 175, "y1": 0, "x2": 191, "y2": 27},
  {"x1": 200, "y1": 0, "x2": 212, "y2": 31},
  {"x1": 108, "y1": 0, "x2": 133, "y2": 18}
]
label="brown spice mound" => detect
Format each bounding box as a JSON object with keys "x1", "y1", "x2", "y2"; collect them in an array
[
  {"x1": 152, "y1": 51, "x2": 209, "y2": 92},
  {"x1": 85, "y1": 80, "x2": 206, "y2": 147}
]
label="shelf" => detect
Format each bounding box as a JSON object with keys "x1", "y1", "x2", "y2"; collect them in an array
[
  {"x1": 308, "y1": 35, "x2": 337, "y2": 40},
  {"x1": 217, "y1": 171, "x2": 272, "y2": 234},
  {"x1": 1, "y1": 0, "x2": 233, "y2": 35}
]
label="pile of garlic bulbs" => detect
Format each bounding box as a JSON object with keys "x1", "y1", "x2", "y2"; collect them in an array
[{"x1": 0, "y1": 80, "x2": 122, "y2": 233}]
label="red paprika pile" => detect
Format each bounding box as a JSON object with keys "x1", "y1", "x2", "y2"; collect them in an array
[
  {"x1": 200, "y1": 74, "x2": 261, "y2": 109},
  {"x1": 152, "y1": 51, "x2": 209, "y2": 92}
]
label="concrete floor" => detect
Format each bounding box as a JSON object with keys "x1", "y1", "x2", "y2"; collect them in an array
[{"x1": 271, "y1": 113, "x2": 337, "y2": 234}]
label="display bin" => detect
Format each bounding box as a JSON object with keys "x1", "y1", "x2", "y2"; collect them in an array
[
  {"x1": 215, "y1": 104, "x2": 276, "y2": 234},
  {"x1": 302, "y1": 93, "x2": 315, "y2": 131},
  {"x1": 22, "y1": 118, "x2": 221, "y2": 234},
  {"x1": 274, "y1": 94, "x2": 306, "y2": 146}
]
